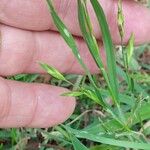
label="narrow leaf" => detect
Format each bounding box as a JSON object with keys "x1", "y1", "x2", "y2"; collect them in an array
[
  {"x1": 83, "y1": 89, "x2": 103, "y2": 105},
  {"x1": 71, "y1": 135, "x2": 89, "y2": 150},
  {"x1": 90, "y1": 0, "x2": 119, "y2": 103},
  {"x1": 77, "y1": 0, "x2": 115, "y2": 106},
  {"x1": 62, "y1": 91, "x2": 83, "y2": 97},
  {"x1": 126, "y1": 33, "x2": 134, "y2": 64},
  {"x1": 66, "y1": 127, "x2": 150, "y2": 150},
  {"x1": 46, "y1": 0, "x2": 103, "y2": 103},
  {"x1": 40, "y1": 63, "x2": 66, "y2": 81},
  {"x1": 46, "y1": 0, "x2": 89, "y2": 72}
]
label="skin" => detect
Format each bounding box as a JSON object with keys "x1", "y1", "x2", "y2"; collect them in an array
[{"x1": 0, "y1": 0, "x2": 149, "y2": 128}]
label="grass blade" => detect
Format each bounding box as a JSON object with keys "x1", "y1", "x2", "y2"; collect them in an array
[
  {"x1": 126, "y1": 33, "x2": 134, "y2": 65},
  {"x1": 40, "y1": 63, "x2": 66, "y2": 81},
  {"x1": 70, "y1": 135, "x2": 89, "y2": 150},
  {"x1": 46, "y1": 0, "x2": 82, "y2": 64},
  {"x1": 78, "y1": 0, "x2": 103, "y2": 69},
  {"x1": 78, "y1": 0, "x2": 125, "y2": 123},
  {"x1": 62, "y1": 91, "x2": 83, "y2": 97},
  {"x1": 78, "y1": 0, "x2": 118, "y2": 106},
  {"x1": 46, "y1": 0, "x2": 106, "y2": 107},
  {"x1": 46, "y1": 0, "x2": 92, "y2": 83},
  {"x1": 66, "y1": 127, "x2": 150, "y2": 150},
  {"x1": 90, "y1": 0, "x2": 119, "y2": 103}
]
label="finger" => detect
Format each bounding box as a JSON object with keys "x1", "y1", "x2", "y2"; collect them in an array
[
  {"x1": 0, "y1": 77, "x2": 75, "y2": 128},
  {"x1": 0, "y1": 0, "x2": 149, "y2": 44},
  {"x1": 0, "y1": 24, "x2": 103, "y2": 76}
]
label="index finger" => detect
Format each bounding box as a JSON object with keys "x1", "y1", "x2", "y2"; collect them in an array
[
  {"x1": 0, "y1": 77, "x2": 75, "y2": 128},
  {"x1": 0, "y1": 0, "x2": 150, "y2": 44}
]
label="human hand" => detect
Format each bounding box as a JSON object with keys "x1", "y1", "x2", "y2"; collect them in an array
[{"x1": 0, "y1": 0, "x2": 149, "y2": 128}]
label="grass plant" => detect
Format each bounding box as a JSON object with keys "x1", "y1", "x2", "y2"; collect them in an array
[{"x1": 0, "y1": 0, "x2": 150, "y2": 149}]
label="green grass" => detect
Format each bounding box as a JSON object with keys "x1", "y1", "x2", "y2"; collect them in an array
[{"x1": 0, "y1": 0, "x2": 150, "y2": 149}]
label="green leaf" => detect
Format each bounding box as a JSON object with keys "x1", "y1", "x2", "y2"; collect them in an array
[
  {"x1": 62, "y1": 91, "x2": 83, "y2": 97},
  {"x1": 46, "y1": 0, "x2": 104, "y2": 106},
  {"x1": 62, "y1": 88, "x2": 105, "y2": 106},
  {"x1": 46, "y1": 0, "x2": 80, "y2": 61},
  {"x1": 90, "y1": 145, "x2": 120, "y2": 150},
  {"x1": 66, "y1": 127, "x2": 150, "y2": 150},
  {"x1": 126, "y1": 33, "x2": 134, "y2": 64},
  {"x1": 0, "y1": 144, "x2": 3, "y2": 150},
  {"x1": 46, "y1": 0, "x2": 86, "y2": 72},
  {"x1": 70, "y1": 135, "x2": 89, "y2": 150},
  {"x1": 90, "y1": 0, "x2": 119, "y2": 103},
  {"x1": 40, "y1": 63, "x2": 66, "y2": 81},
  {"x1": 77, "y1": 0, "x2": 111, "y2": 103},
  {"x1": 83, "y1": 89, "x2": 103, "y2": 105},
  {"x1": 89, "y1": 0, "x2": 126, "y2": 124},
  {"x1": 77, "y1": 0, "x2": 121, "y2": 110},
  {"x1": 10, "y1": 74, "x2": 39, "y2": 83},
  {"x1": 77, "y1": 0, "x2": 103, "y2": 69}
]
